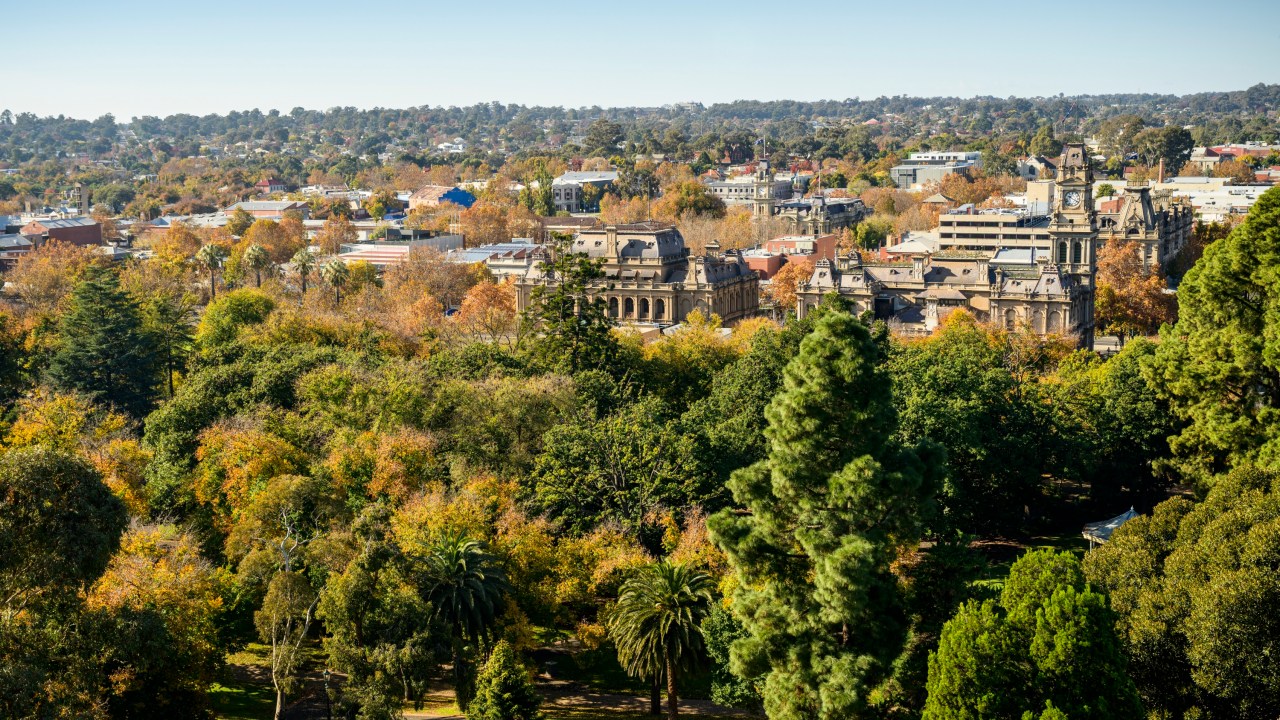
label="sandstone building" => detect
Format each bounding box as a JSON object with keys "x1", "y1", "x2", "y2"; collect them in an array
[
  {"x1": 516, "y1": 222, "x2": 758, "y2": 324},
  {"x1": 797, "y1": 143, "x2": 1100, "y2": 347}
]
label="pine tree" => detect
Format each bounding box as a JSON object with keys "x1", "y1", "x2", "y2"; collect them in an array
[
  {"x1": 708, "y1": 309, "x2": 943, "y2": 720},
  {"x1": 467, "y1": 640, "x2": 541, "y2": 720},
  {"x1": 523, "y1": 233, "x2": 618, "y2": 374},
  {"x1": 45, "y1": 268, "x2": 158, "y2": 418}
]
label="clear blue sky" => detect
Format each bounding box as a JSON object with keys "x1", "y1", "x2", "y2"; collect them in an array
[{"x1": 8, "y1": 0, "x2": 1279, "y2": 120}]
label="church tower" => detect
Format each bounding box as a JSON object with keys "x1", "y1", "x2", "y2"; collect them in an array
[{"x1": 1048, "y1": 142, "x2": 1098, "y2": 347}]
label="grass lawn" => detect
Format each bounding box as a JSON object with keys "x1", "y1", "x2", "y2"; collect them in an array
[
  {"x1": 210, "y1": 643, "x2": 275, "y2": 720},
  {"x1": 971, "y1": 531, "x2": 1090, "y2": 593}
]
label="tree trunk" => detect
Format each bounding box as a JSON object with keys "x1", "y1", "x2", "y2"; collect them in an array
[
  {"x1": 665, "y1": 653, "x2": 678, "y2": 720},
  {"x1": 209, "y1": 269, "x2": 216, "y2": 299},
  {"x1": 274, "y1": 688, "x2": 285, "y2": 720},
  {"x1": 650, "y1": 674, "x2": 662, "y2": 715},
  {"x1": 256, "y1": 269, "x2": 262, "y2": 288},
  {"x1": 301, "y1": 275, "x2": 307, "y2": 294},
  {"x1": 453, "y1": 643, "x2": 468, "y2": 711}
]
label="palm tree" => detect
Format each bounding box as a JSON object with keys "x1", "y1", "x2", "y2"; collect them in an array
[
  {"x1": 609, "y1": 562, "x2": 713, "y2": 720},
  {"x1": 417, "y1": 533, "x2": 509, "y2": 711},
  {"x1": 319, "y1": 259, "x2": 349, "y2": 304},
  {"x1": 195, "y1": 243, "x2": 228, "y2": 299},
  {"x1": 291, "y1": 248, "x2": 315, "y2": 294},
  {"x1": 243, "y1": 243, "x2": 271, "y2": 288}
]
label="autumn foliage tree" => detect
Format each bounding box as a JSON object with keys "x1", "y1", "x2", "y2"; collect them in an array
[
  {"x1": 316, "y1": 215, "x2": 358, "y2": 255},
  {"x1": 764, "y1": 257, "x2": 814, "y2": 314},
  {"x1": 1094, "y1": 240, "x2": 1174, "y2": 342}
]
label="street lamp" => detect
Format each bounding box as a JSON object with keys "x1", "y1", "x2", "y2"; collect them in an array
[{"x1": 323, "y1": 668, "x2": 332, "y2": 720}]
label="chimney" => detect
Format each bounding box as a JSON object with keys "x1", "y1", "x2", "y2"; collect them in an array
[
  {"x1": 605, "y1": 225, "x2": 619, "y2": 256},
  {"x1": 976, "y1": 256, "x2": 990, "y2": 283},
  {"x1": 911, "y1": 254, "x2": 925, "y2": 279},
  {"x1": 1157, "y1": 158, "x2": 1165, "y2": 184}
]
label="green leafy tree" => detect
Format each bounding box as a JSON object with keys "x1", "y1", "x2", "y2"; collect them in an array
[
  {"x1": 1085, "y1": 466, "x2": 1280, "y2": 718},
  {"x1": 529, "y1": 396, "x2": 712, "y2": 538},
  {"x1": 0, "y1": 448, "x2": 128, "y2": 717},
  {"x1": 1029, "y1": 125, "x2": 1059, "y2": 157},
  {"x1": 139, "y1": 290, "x2": 197, "y2": 398},
  {"x1": 226, "y1": 207, "x2": 254, "y2": 236},
  {"x1": 585, "y1": 119, "x2": 625, "y2": 154},
  {"x1": 709, "y1": 309, "x2": 943, "y2": 720},
  {"x1": 523, "y1": 234, "x2": 618, "y2": 374},
  {"x1": 195, "y1": 288, "x2": 275, "y2": 348},
  {"x1": 195, "y1": 243, "x2": 227, "y2": 299},
  {"x1": 700, "y1": 605, "x2": 761, "y2": 710},
  {"x1": 888, "y1": 314, "x2": 1047, "y2": 534},
  {"x1": 609, "y1": 561, "x2": 714, "y2": 720},
  {"x1": 415, "y1": 533, "x2": 509, "y2": 711},
  {"x1": 242, "y1": 243, "x2": 271, "y2": 287},
  {"x1": 1146, "y1": 187, "x2": 1280, "y2": 485},
  {"x1": 1053, "y1": 339, "x2": 1179, "y2": 506},
  {"x1": 45, "y1": 268, "x2": 159, "y2": 419},
  {"x1": 0, "y1": 447, "x2": 127, "y2": 615},
  {"x1": 467, "y1": 640, "x2": 541, "y2": 720},
  {"x1": 319, "y1": 506, "x2": 435, "y2": 717},
  {"x1": 256, "y1": 571, "x2": 319, "y2": 720},
  {"x1": 923, "y1": 550, "x2": 1141, "y2": 720}
]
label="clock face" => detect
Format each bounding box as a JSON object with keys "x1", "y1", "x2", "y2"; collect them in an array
[{"x1": 1064, "y1": 190, "x2": 1082, "y2": 208}]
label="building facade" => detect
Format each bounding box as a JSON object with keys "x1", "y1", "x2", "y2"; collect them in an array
[
  {"x1": 1096, "y1": 186, "x2": 1193, "y2": 270},
  {"x1": 797, "y1": 143, "x2": 1099, "y2": 347},
  {"x1": 20, "y1": 217, "x2": 102, "y2": 246},
  {"x1": 890, "y1": 151, "x2": 983, "y2": 189},
  {"x1": 552, "y1": 171, "x2": 618, "y2": 213},
  {"x1": 516, "y1": 222, "x2": 758, "y2": 325}
]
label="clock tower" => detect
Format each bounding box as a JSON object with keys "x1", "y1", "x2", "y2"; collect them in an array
[
  {"x1": 1048, "y1": 142, "x2": 1098, "y2": 348},
  {"x1": 752, "y1": 160, "x2": 776, "y2": 219}
]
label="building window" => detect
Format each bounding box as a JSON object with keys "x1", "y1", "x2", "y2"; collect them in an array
[
  {"x1": 1057, "y1": 241, "x2": 1068, "y2": 264},
  {"x1": 624, "y1": 298, "x2": 634, "y2": 317},
  {"x1": 1072, "y1": 241, "x2": 1082, "y2": 264},
  {"x1": 608, "y1": 297, "x2": 619, "y2": 318},
  {"x1": 655, "y1": 299, "x2": 665, "y2": 320},
  {"x1": 639, "y1": 298, "x2": 650, "y2": 319}
]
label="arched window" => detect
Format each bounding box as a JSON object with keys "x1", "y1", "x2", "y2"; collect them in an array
[
  {"x1": 639, "y1": 298, "x2": 650, "y2": 319},
  {"x1": 624, "y1": 298, "x2": 634, "y2": 317},
  {"x1": 1057, "y1": 241, "x2": 1068, "y2": 264},
  {"x1": 1004, "y1": 308, "x2": 1017, "y2": 330},
  {"x1": 1047, "y1": 310, "x2": 1061, "y2": 333},
  {"x1": 608, "y1": 297, "x2": 619, "y2": 318},
  {"x1": 655, "y1": 299, "x2": 665, "y2": 320},
  {"x1": 1071, "y1": 241, "x2": 1082, "y2": 264}
]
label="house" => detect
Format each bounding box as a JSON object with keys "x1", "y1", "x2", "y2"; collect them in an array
[
  {"x1": 447, "y1": 239, "x2": 547, "y2": 280},
  {"x1": 1017, "y1": 156, "x2": 1058, "y2": 181},
  {"x1": 0, "y1": 233, "x2": 34, "y2": 267},
  {"x1": 552, "y1": 171, "x2": 618, "y2": 213},
  {"x1": 224, "y1": 201, "x2": 309, "y2": 220},
  {"x1": 20, "y1": 217, "x2": 102, "y2": 246},
  {"x1": 255, "y1": 177, "x2": 288, "y2": 194},
  {"x1": 407, "y1": 185, "x2": 476, "y2": 211}
]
